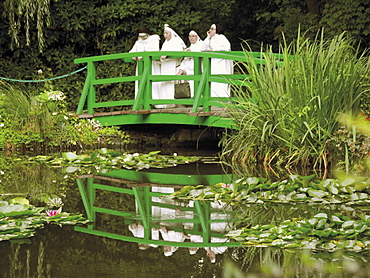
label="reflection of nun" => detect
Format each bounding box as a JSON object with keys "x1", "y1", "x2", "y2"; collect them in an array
[
  {"x1": 201, "y1": 24, "x2": 233, "y2": 98},
  {"x1": 158, "y1": 24, "x2": 186, "y2": 108},
  {"x1": 177, "y1": 30, "x2": 203, "y2": 97},
  {"x1": 129, "y1": 26, "x2": 161, "y2": 99},
  {"x1": 128, "y1": 222, "x2": 159, "y2": 249},
  {"x1": 160, "y1": 225, "x2": 187, "y2": 257}
]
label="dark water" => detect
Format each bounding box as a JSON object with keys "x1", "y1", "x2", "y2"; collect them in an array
[{"x1": 0, "y1": 153, "x2": 369, "y2": 278}]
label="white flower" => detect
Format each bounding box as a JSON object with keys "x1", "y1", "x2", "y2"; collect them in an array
[
  {"x1": 64, "y1": 116, "x2": 68, "y2": 120},
  {"x1": 0, "y1": 123, "x2": 4, "y2": 127},
  {"x1": 37, "y1": 69, "x2": 43, "y2": 74},
  {"x1": 47, "y1": 91, "x2": 65, "y2": 101}
]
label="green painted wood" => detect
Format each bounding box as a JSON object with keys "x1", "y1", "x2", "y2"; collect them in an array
[
  {"x1": 96, "y1": 168, "x2": 234, "y2": 186},
  {"x1": 93, "y1": 113, "x2": 237, "y2": 129},
  {"x1": 74, "y1": 226, "x2": 241, "y2": 248},
  {"x1": 74, "y1": 50, "x2": 285, "y2": 128}
]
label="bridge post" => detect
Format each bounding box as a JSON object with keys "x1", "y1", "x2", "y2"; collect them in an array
[{"x1": 87, "y1": 62, "x2": 96, "y2": 114}]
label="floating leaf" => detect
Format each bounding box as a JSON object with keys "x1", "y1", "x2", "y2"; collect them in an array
[{"x1": 342, "y1": 221, "x2": 355, "y2": 229}]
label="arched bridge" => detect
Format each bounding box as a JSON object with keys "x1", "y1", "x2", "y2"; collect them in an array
[{"x1": 74, "y1": 51, "x2": 279, "y2": 129}]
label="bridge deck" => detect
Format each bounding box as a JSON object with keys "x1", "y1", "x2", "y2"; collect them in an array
[{"x1": 77, "y1": 106, "x2": 227, "y2": 119}]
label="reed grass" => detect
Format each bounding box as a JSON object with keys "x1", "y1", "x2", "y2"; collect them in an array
[{"x1": 222, "y1": 30, "x2": 370, "y2": 174}]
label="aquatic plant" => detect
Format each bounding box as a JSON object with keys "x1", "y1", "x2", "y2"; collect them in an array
[
  {"x1": 25, "y1": 148, "x2": 203, "y2": 172},
  {"x1": 0, "y1": 197, "x2": 89, "y2": 242},
  {"x1": 226, "y1": 212, "x2": 370, "y2": 252},
  {"x1": 170, "y1": 174, "x2": 370, "y2": 205}
]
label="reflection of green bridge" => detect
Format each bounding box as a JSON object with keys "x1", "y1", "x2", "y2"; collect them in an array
[
  {"x1": 74, "y1": 51, "x2": 283, "y2": 129},
  {"x1": 75, "y1": 169, "x2": 240, "y2": 248}
]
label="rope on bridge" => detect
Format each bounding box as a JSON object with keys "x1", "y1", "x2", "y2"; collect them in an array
[{"x1": 0, "y1": 66, "x2": 87, "y2": 83}]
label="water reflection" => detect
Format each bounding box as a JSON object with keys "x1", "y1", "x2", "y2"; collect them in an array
[
  {"x1": 1, "y1": 159, "x2": 369, "y2": 277},
  {"x1": 75, "y1": 168, "x2": 239, "y2": 264}
]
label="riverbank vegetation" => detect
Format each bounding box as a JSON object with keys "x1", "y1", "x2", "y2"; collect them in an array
[
  {"x1": 0, "y1": 81, "x2": 129, "y2": 152},
  {"x1": 222, "y1": 30, "x2": 370, "y2": 174}
]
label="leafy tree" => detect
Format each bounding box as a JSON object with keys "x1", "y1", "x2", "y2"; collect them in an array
[{"x1": 0, "y1": 0, "x2": 369, "y2": 112}]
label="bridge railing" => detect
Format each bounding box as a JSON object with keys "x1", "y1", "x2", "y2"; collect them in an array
[{"x1": 74, "y1": 51, "x2": 281, "y2": 114}]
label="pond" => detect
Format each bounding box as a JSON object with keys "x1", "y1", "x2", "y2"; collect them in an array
[{"x1": 0, "y1": 150, "x2": 369, "y2": 278}]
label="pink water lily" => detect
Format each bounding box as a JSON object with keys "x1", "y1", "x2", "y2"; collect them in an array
[{"x1": 46, "y1": 210, "x2": 60, "y2": 217}]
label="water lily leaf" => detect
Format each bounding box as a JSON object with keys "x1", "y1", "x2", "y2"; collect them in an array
[
  {"x1": 330, "y1": 215, "x2": 343, "y2": 224},
  {"x1": 308, "y1": 218, "x2": 318, "y2": 226},
  {"x1": 307, "y1": 189, "x2": 327, "y2": 198},
  {"x1": 0, "y1": 204, "x2": 28, "y2": 214},
  {"x1": 342, "y1": 221, "x2": 355, "y2": 229},
  {"x1": 328, "y1": 185, "x2": 339, "y2": 195},
  {"x1": 315, "y1": 230, "x2": 332, "y2": 237},
  {"x1": 245, "y1": 177, "x2": 259, "y2": 185},
  {"x1": 226, "y1": 229, "x2": 244, "y2": 237},
  {"x1": 316, "y1": 219, "x2": 327, "y2": 230},
  {"x1": 63, "y1": 166, "x2": 79, "y2": 173},
  {"x1": 283, "y1": 243, "x2": 302, "y2": 248},
  {"x1": 62, "y1": 152, "x2": 78, "y2": 161},
  {"x1": 340, "y1": 178, "x2": 356, "y2": 187},
  {"x1": 354, "y1": 225, "x2": 367, "y2": 233},
  {"x1": 8, "y1": 198, "x2": 29, "y2": 206},
  {"x1": 313, "y1": 213, "x2": 328, "y2": 219}
]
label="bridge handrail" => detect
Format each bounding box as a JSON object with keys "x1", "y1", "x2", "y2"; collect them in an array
[{"x1": 73, "y1": 50, "x2": 284, "y2": 115}]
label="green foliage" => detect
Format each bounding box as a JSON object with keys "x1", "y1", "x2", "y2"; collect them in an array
[
  {"x1": 0, "y1": 81, "x2": 129, "y2": 150},
  {"x1": 255, "y1": 0, "x2": 370, "y2": 50},
  {"x1": 3, "y1": 0, "x2": 51, "y2": 51},
  {"x1": 0, "y1": 0, "x2": 369, "y2": 113},
  {"x1": 0, "y1": 197, "x2": 90, "y2": 242},
  {"x1": 330, "y1": 124, "x2": 370, "y2": 173},
  {"x1": 222, "y1": 30, "x2": 370, "y2": 172},
  {"x1": 170, "y1": 174, "x2": 370, "y2": 205},
  {"x1": 227, "y1": 212, "x2": 370, "y2": 251},
  {"x1": 26, "y1": 149, "x2": 202, "y2": 172},
  {"x1": 320, "y1": 0, "x2": 370, "y2": 44}
]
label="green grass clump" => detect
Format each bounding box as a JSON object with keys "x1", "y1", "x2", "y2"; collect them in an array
[{"x1": 222, "y1": 30, "x2": 370, "y2": 173}]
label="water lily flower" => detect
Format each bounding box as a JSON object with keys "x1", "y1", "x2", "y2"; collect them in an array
[{"x1": 46, "y1": 210, "x2": 60, "y2": 217}]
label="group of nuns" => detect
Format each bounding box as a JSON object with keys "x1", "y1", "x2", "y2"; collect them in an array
[{"x1": 129, "y1": 24, "x2": 233, "y2": 108}]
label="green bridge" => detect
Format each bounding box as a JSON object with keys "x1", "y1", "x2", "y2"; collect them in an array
[
  {"x1": 74, "y1": 51, "x2": 279, "y2": 129},
  {"x1": 75, "y1": 169, "x2": 239, "y2": 249}
]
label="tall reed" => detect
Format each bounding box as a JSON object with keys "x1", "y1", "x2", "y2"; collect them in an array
[{"x1": 222, "y1": 30, "x2": 370, "y2": 174}]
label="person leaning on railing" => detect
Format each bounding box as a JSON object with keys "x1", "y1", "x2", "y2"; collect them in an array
[
  {"x1": 157, "y1": 24, "x2": 186, "y2": 108},
  {"x1": 201, "y1": 24, "x2": 234, "y2": 98},
  {"x1": 176, "y1": 30, "x2": 203, "y2": 98},
  {"x1": 129, "y1": 26, "x2": 161, "y2": 98}
]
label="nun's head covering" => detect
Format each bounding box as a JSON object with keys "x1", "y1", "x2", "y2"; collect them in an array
[
  {"x1": 189, "y1": 30, "x2": 201, "y2": 43},
  {"x1": 164, "y1": 246, "x2": 178, "y2": 256},
  {"x1": 164, "y1": 250, "x2": 173, "y2": 257},
  {"x1": 188, "y1": 30, "x2": 202, "y2": 51},
  {"x1": 189, "y1": 247, "x2": 199, "y2": 255},
  {"x1": 163, "y1": 24, "x2": 186, "y2": 49},
  {"x1": 136, "y1": 26, "x2": 154, "y2": 37},
  {"x1": 210, "y1": 24, "x2": 225, "y2": 34}
]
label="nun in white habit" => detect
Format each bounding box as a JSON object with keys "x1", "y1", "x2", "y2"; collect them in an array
[
  {"x1": 201, "y1": 24, "x2": 234, "y2": 98},
  {"x1": 129, "y1": 26, "x2": 161, "y2": 99},
  {"x1": 158, "y1": 24, "x2": 186, "y2": 108},
  {"x1": 177, "y1": 30, "x2": 203, "y2": 97}
]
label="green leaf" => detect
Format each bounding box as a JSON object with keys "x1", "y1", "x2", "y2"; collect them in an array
[
  {"x1": 62, "y1": 152, "x2": 78, "y2": 161},
  {"x1": 342, "y1": 221, "x2": 355, "y2": 229}
]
